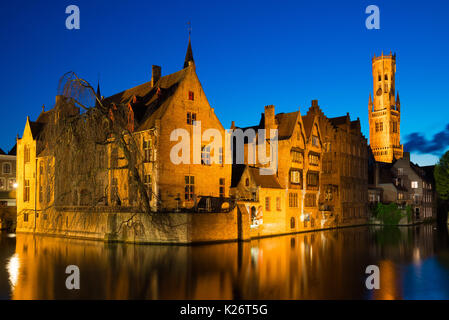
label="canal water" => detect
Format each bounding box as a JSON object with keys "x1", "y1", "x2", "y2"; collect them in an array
[{"x1": 1, "y1": 223, "x2": 449, "y2": 299}]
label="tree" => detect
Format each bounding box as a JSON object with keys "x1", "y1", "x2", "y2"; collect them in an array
[
  {"x1": 435, "y1": 150, "x2": 449, "y2": 201},
  {"x1": 40, "y1": 72, "x2": 156, "y2": 216}
]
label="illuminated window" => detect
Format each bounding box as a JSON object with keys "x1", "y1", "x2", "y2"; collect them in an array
[
  {"x1": 411, "y1": 181, "x2": 418, "y2": 189},
  {"x1": 308, "y1": 153, "x2": 320, "y2": 166},
  {"x1": 0, "y1": 178, "x2": 4, "y2": 190},
  {"x1": 290, "y1": 169, "x2": 302, "y2": 185},
  {"x1": 276, "y1": 197, "x2": 281, "y2": 211},
  {"x1": 143, "y1": 139, "x2": 152, "y2": 162},
  {"x1": 305, "y1": 193, "x2": 316, "y2": 207},
  {"x1": 185, "y1": 176, "x2": 195, "y2": 201},
  {"x1": 201, "y1": 145, "x2": 211, "y2": 165}
]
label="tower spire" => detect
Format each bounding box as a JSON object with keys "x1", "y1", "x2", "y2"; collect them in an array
[{"x1": 184, "y1": 22, "x2": 194, "y2": 68}]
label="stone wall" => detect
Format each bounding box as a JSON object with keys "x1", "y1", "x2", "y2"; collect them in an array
[{"x1": 15, "y1": 206, "x2": 246, "y2": 244}]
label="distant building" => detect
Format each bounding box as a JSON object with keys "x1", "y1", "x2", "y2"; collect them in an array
[
  {"x1": 0, "y1": 146, "x2": 17, "y2": 230},
  {"x1": 368, "y1": 152, "x2": 436, "y2": 221}
]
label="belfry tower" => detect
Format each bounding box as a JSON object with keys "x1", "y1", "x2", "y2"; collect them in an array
[{"x1": 368, "y1": 52, "x2": 403, "y2": 163}]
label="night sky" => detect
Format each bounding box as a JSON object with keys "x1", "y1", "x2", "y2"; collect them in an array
[{"x1": 0, "y1": 0, "x2": 448, "y2": 165}]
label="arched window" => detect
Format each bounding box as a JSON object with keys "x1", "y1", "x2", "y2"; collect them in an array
[
  {"x1": 384, "y1": 74, "x2": 388, "y2": 80},
  {"x1": 3, "y1": 163, "x2": 11, "y2": 174},
  {"x1": 245, "y1": 178, "x2": 250, "y2": 187}
]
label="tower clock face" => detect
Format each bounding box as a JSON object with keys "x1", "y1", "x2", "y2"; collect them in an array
[{"x1": 376, "y1": 88, "x2": 382, "y2": 96}]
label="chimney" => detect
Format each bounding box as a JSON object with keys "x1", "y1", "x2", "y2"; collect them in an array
[
  {"x1": 264, "y1": 105, "x2": 276, "y2": 132},
  {"x1": 151, "y1": 65, "x2": 161, "y2": 87},
  {"x1": 403, "y1": 152, "x2": 410, "y2": 162}
]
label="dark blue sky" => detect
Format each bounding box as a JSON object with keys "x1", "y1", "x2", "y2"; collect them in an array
[{"x1": 1, "y1": 0, "x2": 448, "y2": 165}]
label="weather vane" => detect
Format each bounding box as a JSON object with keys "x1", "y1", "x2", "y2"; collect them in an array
[{"x1": 187, "y1": 21, "x2": 192, "y2": 37}]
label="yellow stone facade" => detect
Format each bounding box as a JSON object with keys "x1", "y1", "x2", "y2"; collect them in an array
[{"x1": 369, "y1": 52, "x2": 403, "y2": 163}]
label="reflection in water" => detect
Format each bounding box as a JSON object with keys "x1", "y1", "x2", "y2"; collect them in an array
[
  {"x1": 6, "y1": 253, "x2": 19, "y2": 289},
  {"x1": 1, "y1": 224, "x2": 448, "y2": 299}
]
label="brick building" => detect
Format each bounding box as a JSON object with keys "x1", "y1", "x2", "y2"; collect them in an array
[{"x1": 305, "y1": 100, "x2": 369, "y2": 226}]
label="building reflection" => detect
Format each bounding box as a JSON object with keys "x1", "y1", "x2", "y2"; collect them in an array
[{"x1": 4, "y1": 223, "x2": 449, "y2": 299}]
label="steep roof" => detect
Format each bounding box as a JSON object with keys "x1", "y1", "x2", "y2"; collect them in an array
[
  {"x1": 275, "y1": 111, "x2": 299, "y2": 140},
  {"x1": 329, "y1": 115, "x2": 348, "y2": 127},
  {"x1": 29, "y1": 121, "x2": 45, "y2": 140},
  {"x1": 232, "y1": 164, "x2": 282, "y2": 189},
  {"x1": 103, "y1": 66, "x2": 191, "y2": 131},
  {"x1": 184, "y1": 38, "x2": 194, "y2": 68}
]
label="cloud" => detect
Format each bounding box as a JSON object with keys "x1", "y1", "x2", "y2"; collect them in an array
[{"x1": 404, "y1": 123, "x2": 449, "y2": 156}]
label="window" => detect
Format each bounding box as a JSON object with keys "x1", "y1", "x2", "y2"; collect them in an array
[
  {"x1": 245, "y1": 178, "x2": 250, "y2": 187},
  {"x1": 385, "y1": 74, "x2": 388, "y2": 80},
  {"x1": 398, "y1": 168, "x2": 403, "y2": 175},
  {"x1": 219, "y1": 147, "x2": 223, "y2": 165},
  {"x1": 201, "y1": 145, "x2": 211, "y2": 165},
  {"x1": 143, "y1": 139, "x2": 152, "y2": 162},
  {"x1": 375, "y1": 121, "x2": 383, "y2": 132},
  {"x1": 305, "y1": 193, "x2": 316, "y2": 207},
  {"x1": 144, "y1": 175, "x2": 152, "y2": 201},
  {"x1": 398, "y1": 192, "x2": 404, "y2": 200},
  {"x1": 308, "y1": 153, "x2": 320, "y2": 166},
  {"x1": 324, "y1": 142, "x2": 331, "y2": 152},
  {"x1": 289, "y1": 192, "x2": 298, "y2": 207},
  {"x1": 188, "y1": 91, "x2": 194, "y2": 101},
  {"x1": 24, "y1": 180, "x2": 30, "y2": 202},
  {"x1": 290, "y1": 169, "x2": 302, "y2": 184},
  {"x1": 219, "y1": 178, "x2": 225, "y2": 198},
  {"x1": 312, "y1": 135, "x2": 319, "y2": 147},
  {"x1": 307, "y1": 172, "x2": 319, "y2": 187},
  {"x1": 3, "y1": 163, "x2": 11, "y2": 174},
  {"x1": 378, "y1": 75, "x2": 381, "y2": 81},
  {"x1": 39, "y1": 185, "x2": 43, "y2": 203},
  {"x1": 185, "y1": 176, "x2": 195, "y2": 201},
  {"x1": 24, "y1": 145, "x2": 30, "y2": 163},
  {"x1": 187, "y1": 112, "x2": 197, "y2": 125},
  {"x1": 392, "y1": 121, "x2": 398, "y2": 133},
  {"x1": 276, "y1": 197, "x2": 281, "y2": 211},
  {"x1": 23, "y1": 212, "x2": 28, "y2": 222},
  {"x1": 290, "y1": 217, "x2": 295, "y2": 229},
  {"x1": 0, "y1": 178, "x2": 4, "y2": 190},
  {"x1": 265, "y1": 197, "x2": 270, "y2": 211},
  {"x1": 291, "y1": 150, "x2": 303, "y2": 163},
  {"x1": 411, "y1": 181, "x2": 418, "y2": 189}
]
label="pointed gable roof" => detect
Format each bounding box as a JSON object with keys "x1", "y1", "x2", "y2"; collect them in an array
[
  {"x1": 183, "y1": 37, "x2": 194, "y2": 68},
  {"x1": 232, "y1": 165, "x2": 282, "y2": 189}
]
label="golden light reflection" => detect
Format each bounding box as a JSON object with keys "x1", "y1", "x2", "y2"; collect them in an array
[{"x1": 7, "y1": 253, "x2": 20, "y2": 289}]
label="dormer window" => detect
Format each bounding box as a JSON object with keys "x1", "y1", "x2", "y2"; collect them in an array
[{"x1": 188, "y1": 91, "x2": 194, "y2": 101}]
